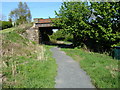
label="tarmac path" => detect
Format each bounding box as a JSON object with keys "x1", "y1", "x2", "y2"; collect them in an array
[{"x1": 50, "y1": 47, "x2": 95, "y2": 88}]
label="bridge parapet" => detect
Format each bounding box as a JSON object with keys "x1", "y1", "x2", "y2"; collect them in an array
[{"x1": 34, "y1": 18, "x2": 54, "y2": 28}]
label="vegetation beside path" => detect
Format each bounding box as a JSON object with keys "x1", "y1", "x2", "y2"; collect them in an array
[
  {"x1": 62, "y1": 48, "x2": 120, "y2": 88},
  {"x1": 1, "y1": 25, "x2": 57, "y2": 88}
]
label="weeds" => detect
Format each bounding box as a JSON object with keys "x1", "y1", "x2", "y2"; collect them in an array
[{"x1": 1, "y1": 25, "x2": 57, "y2": 88}]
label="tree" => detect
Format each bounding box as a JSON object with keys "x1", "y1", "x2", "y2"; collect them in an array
[
  {"x1": 9, "y1": 2, "x2": 32, "y2": 25},
  {"x1": 53, "y1": 1, "x2": 91, "y2": 47},
  {"x1": 0, "y1": 21, "x2": 12, "y2": 30},
  {"x1": 53, "y1": 1, "x2": 120, "y2": 52},
  {"x1": 89, "y1": 2, "x2": 120, "y2": 52}
]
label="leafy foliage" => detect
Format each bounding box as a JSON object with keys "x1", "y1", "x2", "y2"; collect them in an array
[
  {"x1": 53, "y1": 1, "x2": 120, "y2": 52},
  {"x1": 53, "y1": 2, "x2": 91, "y2": 46},
  {"x1": 50, "y1": 29, "x2": 73, "y2": 42},
  {"x1": 89, "y1": 2, "x2": 120, "y2": 52},
  {"x1": 0, "y1": 21, "x2": 13, "y2": 30},
  {"x1": 9, "y1": 2, "x2": 32, "y2": 26}
]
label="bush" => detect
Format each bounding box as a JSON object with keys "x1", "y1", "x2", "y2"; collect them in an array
[
  {"x1": 50, "y1": 29, "x2": 73, "y2": 42},
  {"x1": 0, "y1": 21, "x2": 13, "y2": 30},
  {"x1": 112, "y1": 42, "x2": 120, "y2": 47}
]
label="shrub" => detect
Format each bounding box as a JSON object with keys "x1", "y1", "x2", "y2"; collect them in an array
[
  {"x1": 50, "y1": 29, "x2": 73, "y2": 42},
  {"x1": 0, "y1": 21, "x2": 13, "y2": 30},
  {"x1": 112, "y1": 42, "x2": 120, "y2": 47}
]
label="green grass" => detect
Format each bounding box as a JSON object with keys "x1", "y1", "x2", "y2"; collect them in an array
[
  {"x1": 62, "y1": 48, "x2": 120, "y2": 88},
  {"x1": 1, "y1": 25, "x2": 57, "y2": 88},
  {"x1": 2, "y1": 46, "x2": 57, "y2": 88}
]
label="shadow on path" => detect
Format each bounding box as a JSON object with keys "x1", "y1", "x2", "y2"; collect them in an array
[{"x1": 43, "y1": 41, "x2": 75, "y2": 48}]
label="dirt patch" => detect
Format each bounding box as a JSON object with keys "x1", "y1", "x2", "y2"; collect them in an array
[
  {"x1": 73, "y1": 55, "x2": 84, "y2": 62},
  {"x1": 56, "y1": 41, "x2": 64, "y2": 44}
]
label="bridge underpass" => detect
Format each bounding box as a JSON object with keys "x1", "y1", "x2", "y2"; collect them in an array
[
  {"x1": 32, "y1": 18, "x2": 61, "y2": 44},
  {"x1": 39, "y1": 27, "x2": 59, "y2": 44},
  {"x1": 26, "y1": 18, "x2": 74, "y2": 48}
]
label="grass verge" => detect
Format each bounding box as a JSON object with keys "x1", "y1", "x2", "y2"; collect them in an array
[
  {"x1": 62, "y1": 48, "x2": 120, "y2": 88},
  {"x1": 1, "y1": 25, "x2": 57, "y2": 88}
]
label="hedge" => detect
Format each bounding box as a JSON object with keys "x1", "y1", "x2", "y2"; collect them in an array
[{"x1": 0, "y1": 21, "x2": 13, "y2": 30}]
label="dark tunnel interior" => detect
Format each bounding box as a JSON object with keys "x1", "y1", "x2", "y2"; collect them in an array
[{"x1": 39, "y1": 27, "x2": 54, "y2": 44}]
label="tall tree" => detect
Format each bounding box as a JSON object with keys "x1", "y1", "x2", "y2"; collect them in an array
[
  {"x1": 9, "y1": 2, "x2": 32, "y2": 25},
  {"x1": 53, "y1": 1, "x2": 120, "y2": 52},
  {"x1": 53, "y1": 1, "x2": 91, "y2": 47},
  {"x1": 89, "y1": 2, "x2": 120, "y2": 51}
]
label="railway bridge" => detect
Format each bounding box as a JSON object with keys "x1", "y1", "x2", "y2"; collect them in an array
[{"x1": 27, "y1": 18, "x2": 60, "y2": 44}]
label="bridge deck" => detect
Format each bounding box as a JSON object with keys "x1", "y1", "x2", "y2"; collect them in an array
[
  {"x1": 34, "y1": 18, "x2": 53, "y2": 28},
  {"x1": 34, "y1": 18, "x2": 60, "y2": 29}
]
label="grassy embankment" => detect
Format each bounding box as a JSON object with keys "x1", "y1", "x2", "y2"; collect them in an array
[
  {"x1": 0, "y1": 25, "x2": 57, "y2": 88},
  {"x1": 62, "y1": 48, "x2": 120, "y2": 88}
]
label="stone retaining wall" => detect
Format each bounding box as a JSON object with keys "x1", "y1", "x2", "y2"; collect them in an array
[{"x1": 26, "y1": 27, "x2": 40, "y2": 43}]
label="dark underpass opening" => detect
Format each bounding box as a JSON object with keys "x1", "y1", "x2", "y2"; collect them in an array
[
  {"x1": 39, "y1": 27, "x2": 74, "y2": 48},
  {"x1": 39, "y1": 27, "x2": 58, "y2": 44},
  {"x1": 35, "y1": 18, "x2": 73, "y2": 47}
]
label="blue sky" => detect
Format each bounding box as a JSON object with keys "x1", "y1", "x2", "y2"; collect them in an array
[{"x1": 2, "y1": 2, "x2": 62, "y2": 21}]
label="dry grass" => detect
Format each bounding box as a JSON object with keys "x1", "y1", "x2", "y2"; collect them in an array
[
  {"x1": 73, "y1": 55, "x2": 84, "y2": 62},
  {"x1": 1, "y1": 24, "x2": 57, "y2": 88}
]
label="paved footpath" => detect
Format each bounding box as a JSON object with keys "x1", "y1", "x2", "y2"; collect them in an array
[{"x1": 50, "y1": 47, "x2": 95, "y2": 88}]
